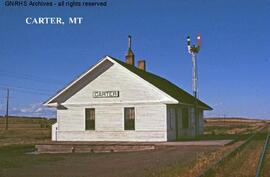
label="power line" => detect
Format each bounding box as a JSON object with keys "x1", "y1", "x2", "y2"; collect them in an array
[
  {"x1": 0, "y1": 70, "x2": 63, "y2": 85},
  {"x1": 0, "y1": 71, "x2": 64, "y2": 96},
  {"x1": 0, "y1": 86, "x2": 54, "y2": 96},
  {"x1": 0, "y1": 74, "x2": 63, "y2": 86},
  {"x1": 0, "y1": 85, "x2": 55, "y2": 93},
  {"x1": 10, "y1": 89, "x2": 52, "y2": 96},
  {"x1": 5, "y1": 88, "x2": 9, "y2": 130}
]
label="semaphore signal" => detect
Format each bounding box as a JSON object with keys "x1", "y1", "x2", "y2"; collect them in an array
[
  {"x1": 187, "y1": 33, "x2": 200, "y2": 98},
  {"x1": 187, "y1": 33, "x2": 201, "y2": 136}
]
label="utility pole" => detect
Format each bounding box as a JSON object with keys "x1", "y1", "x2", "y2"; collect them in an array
[
  {"x1": 187, "y1": 33, "x2": 201, "y2": 136},
  {"x1": 5, "y1": 88, "x2": 9, "y2": 130}
]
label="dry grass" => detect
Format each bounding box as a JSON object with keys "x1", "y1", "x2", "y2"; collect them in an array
[
  {"x1": 179, "y1": 141, "x2": 244, "y2": 177},
  {"x1": 0, "y1": 129, "x2": 52, "y2": 147},
  {"x1": 204, "y1": 119, "x2": 264, "y2": 135},
  {"x1": 202, "y1": 128, "x2": 268, "y2": 177},
  {"x1": 0, "y1": 117, "x2": 55, "y2": 147},
  {"x1": 261, "y1": 149, "x2": 270, "y2": 177},
  {"x1": 206, "y1": 117, "x2": 267, "y2": 123},
  {"x1": 212, "y1": 140, "x2": 264, "y2": 177},
  {"x1": 260, "y1": 131, "x2": 270, "y2": 177},
  {"x1": 168, "y1": 120, "x2": 267, "y2": 177}
]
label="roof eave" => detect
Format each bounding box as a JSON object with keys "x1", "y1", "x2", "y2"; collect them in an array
[
  {"x1": 43, "y1": 102, "x2": 58, "y2": 107},
  {"x1": 43, "y1": 55, "x2": 111, "y2": 106}
]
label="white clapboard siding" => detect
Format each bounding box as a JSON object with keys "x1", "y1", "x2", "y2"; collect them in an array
[
  {"x1": 58, "y1": 107, "x2": 85, "y2": 131},
  {"x1": 49, "y1": 57, "x2": 207, "y2": 141},
  {"x1": 135, "y1": 104, "x2": 167, "y2": 131},
  {"x1": 54, "y1": 59, "x2": 171, "y2": 141},
  {"x1": 51, "y1": 123, "x2": 58, "y2": 141},
  {"x1": 199, "y1": 110, "x2": 204, "y2": 134},
  {"x1": 64, "y1": 61, "x2": 172, "y2": 104},
  {"x1": 166, "y1": 105, "x2": 204, "y2": 139},
  {"x1": 56, "y1": 103, "x2": 167, "y2": 141}
]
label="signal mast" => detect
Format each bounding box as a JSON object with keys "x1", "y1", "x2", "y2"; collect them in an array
[{"x1": 187, "y1": 33, "x2": 201, "y2": 135}]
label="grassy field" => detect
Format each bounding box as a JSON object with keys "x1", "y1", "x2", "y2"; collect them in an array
[
  {"x1": 152, "y1": 118, "x2": 267, "y2": 177},
  {"x1": 202, "y1": 128, "x2": 268, "y2": 177},
  {"x1": 177, "y1": 117, "x2": 265, "y2": 142},
  {"x1": 260, "y1": 128, "x2": 270, "y2": 177},
  {"x1": 146, "y1": 141, "x2": 243, "y2": 177},
  {"x1": 0, "y1": 116, "x2": 268, "y2": 177},
  {"x1": 0, "y1": 116, "x2": 55, "y2": 147}
]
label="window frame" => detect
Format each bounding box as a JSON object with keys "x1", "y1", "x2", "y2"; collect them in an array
[
  {"x1": 85, "y1": 108, "x2": 95, "y2": 130},
  {"x1": 124, "y1": 107, "x2": 135, "y2": 130}
]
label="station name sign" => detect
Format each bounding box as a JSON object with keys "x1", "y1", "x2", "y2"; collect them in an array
[{"x1": 92, "y1": 91, "x2": 119, "y2": 98}]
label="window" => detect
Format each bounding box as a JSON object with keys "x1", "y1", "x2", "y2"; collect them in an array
[
  {"x1": 85, "y1": 108, "x2": 95, "y2": 130},
  {"x1": 169, "y1": 108, "x2": 175, "y2": 130},
  {"x1": 124, "y1": 107, "x2": 135, "y2": 130},
  {"x1": 182, "y1": 108, "x2": 189, "y2": 129}
]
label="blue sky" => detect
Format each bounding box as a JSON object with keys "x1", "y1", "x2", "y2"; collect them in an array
[{"x1": 0, "y1": 0, "x2": 269, "y2": 119}]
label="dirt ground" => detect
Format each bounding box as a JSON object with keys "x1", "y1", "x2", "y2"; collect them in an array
[
  {"x1": 0, "y1": 145, "x2": 217, "y2": 177},
  {"x1": 1, "y1": 117, "x2": 266, "y2": 177}
]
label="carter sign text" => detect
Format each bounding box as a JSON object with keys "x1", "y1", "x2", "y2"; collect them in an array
[{"x1": 93, "y1": 91, "x2": 120, "y2": 98}]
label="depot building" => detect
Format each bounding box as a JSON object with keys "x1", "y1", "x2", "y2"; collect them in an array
[{"x1": 44, "y1": 39, "x2": 212, "y2": 142}]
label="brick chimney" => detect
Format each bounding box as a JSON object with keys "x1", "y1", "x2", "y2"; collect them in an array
[
  {"x1": 125, "y1": 35, "x2": 134, "y2": 66},
  {"x1": 138, "y1": 60, "x2": 146, "y2": 71}
]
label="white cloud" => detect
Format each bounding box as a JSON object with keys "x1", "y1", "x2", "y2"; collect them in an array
[
  {"x1": 35, "y1": 107, "x2": 43, "y2": 113},
  {"x1": 10, "y1": 103, "x2": 56, "y2": 118}
]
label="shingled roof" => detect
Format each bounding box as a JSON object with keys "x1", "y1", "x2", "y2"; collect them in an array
[{"x1": 110, "y1": 56, "x2": 212, "y2": 110}]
